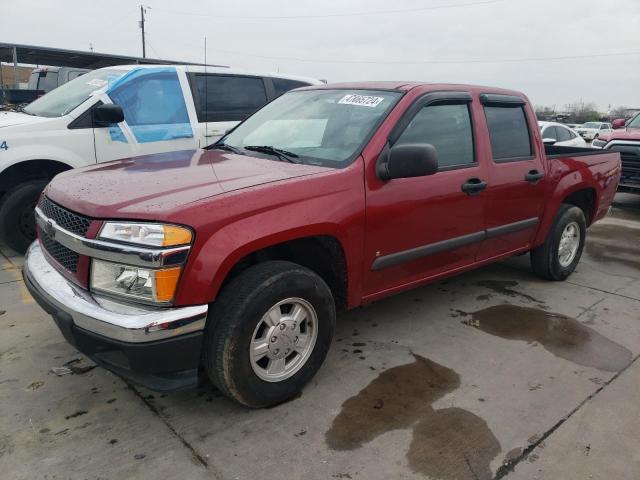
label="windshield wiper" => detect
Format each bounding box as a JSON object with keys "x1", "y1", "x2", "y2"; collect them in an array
[
  {"x1": 206, "y1": 143, "x2": 244, "y2": 154},
  {"x1": 243, "y1": 145, "x2": 299, "y2": 163}
]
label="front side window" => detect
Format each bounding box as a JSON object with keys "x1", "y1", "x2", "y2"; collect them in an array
[
  {"x1": 109, "y1": 70, "x2": 193, "y2": 143},
  {"x1": 556, "y1": 126, "x2": 572, "y2": 142},
  {"x1": 192, "y1": 74, "x2": 268, "y2": 122},
  {"x1": 396, "y1": 104, "x2": 474, "y2": 167},
  {"x1": 542, "y1": 125, "x2": 558, "y2": 141},
  {"x1": 222, "y1": 89, "x2": 402, "y2": 167},
  {"x1": 484, "y1": 106, "x2": 532, "y2": 160}
]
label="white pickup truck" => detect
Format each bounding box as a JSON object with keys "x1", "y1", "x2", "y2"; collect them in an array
[{"x1": 0, "y1": 65, "x2": 320, "y2": 252}]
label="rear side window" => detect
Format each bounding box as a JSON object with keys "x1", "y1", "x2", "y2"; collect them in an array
[
  {"x1": 191, "y1": 74, "x2": 268, "y2": 122},
  {"x1": 272, "y1": 78, "x2": 310, "y2": 97},
  {"x1": 396, "y1": 103, "x2": 475, "y2": 168},
  {"x1": 484, "y1": 106, "x2": 532, "y2": 160}
]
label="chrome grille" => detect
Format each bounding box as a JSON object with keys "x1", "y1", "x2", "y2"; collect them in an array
[
  {"x1": 37, "y1": 196, "x2": 91, "y2": 236},
  {"x1": 40, "y1": 230, "x2": 80, "y2": 272}
]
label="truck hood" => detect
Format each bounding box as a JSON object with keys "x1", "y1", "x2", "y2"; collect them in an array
[
  {"x1": 0, "y1": 111, "x2": 49, "y2": 128},
  {"x1": 598, "y1": 129, "x2": 640, "y2": 143},
  {"x1": 45, "y1": 149, "x2": 331, "y2": 219}
]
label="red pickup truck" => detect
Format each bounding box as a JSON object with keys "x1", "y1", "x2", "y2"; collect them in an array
[{"x1": 23, "y1": 82, "x2": 621, "y2": 407}]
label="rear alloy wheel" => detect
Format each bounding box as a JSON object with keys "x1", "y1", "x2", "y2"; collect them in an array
[
  {"x1": 531, "y1": 204, "x2": 586, "y2": 281},
  {"x1": 204, "y1": 261, "x2": 335, "y2": 407}
]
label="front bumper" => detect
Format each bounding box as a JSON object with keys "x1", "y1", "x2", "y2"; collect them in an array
[{"x1": 23, "y1": 242, "x2": 209, "y2": 390}]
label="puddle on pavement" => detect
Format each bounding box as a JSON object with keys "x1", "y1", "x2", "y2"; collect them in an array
[
  {"x1": 326, "y1": 355, "x2": 500, "y2": 479},
  {"x1": 468, "y1": 305, "x2": 632, "y2": 372},
  {"x1": 585, "y1": 223, "x2": 640, "y2": 272}
]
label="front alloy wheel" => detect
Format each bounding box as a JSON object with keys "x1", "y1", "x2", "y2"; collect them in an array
[
  {"x1": 204, "y1": 261, "x2": 335, "y2": 407},
  {"x1": 250, "y1": 298, "x2": 318, "y2": 382}
]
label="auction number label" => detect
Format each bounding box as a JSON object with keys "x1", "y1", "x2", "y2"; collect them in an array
[{"x1": 338, "y1": 94, "x2": 384, "y2": 107}]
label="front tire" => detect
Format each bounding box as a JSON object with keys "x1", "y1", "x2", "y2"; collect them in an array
[
  {"x1": 0, "y1": 179, "x2": 47, "y2": 253},
  {"x1": 530, "y1": 204, "x2": 586, "y2": 281},
  {"x1": 204, "y1": 261, "x2": 336, "y2": 407}
]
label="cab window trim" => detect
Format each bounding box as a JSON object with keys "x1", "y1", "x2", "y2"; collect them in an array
[
  {"x1": 482, "y1": 101, "x2": 535, "y2": 163},
  {"x1": 388, "y1": 91, "x2": 477, "y2": 172}
]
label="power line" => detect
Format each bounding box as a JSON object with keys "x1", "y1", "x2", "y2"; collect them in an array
[
  {"x1": 152, "y1": 0, "x2": 503, "y2": 20},
  {"x1": 206, "y1": 48, "x2": 640, "y2": 65}
]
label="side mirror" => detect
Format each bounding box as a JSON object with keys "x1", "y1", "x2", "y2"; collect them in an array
[
  {"x1": 612, "y1": 119, "x2": 626, "y2": 129},
  {"x1": 542, "y1": 138, "x2": 557, "y2": 145},
  {"x1": 377, "y1": 143, "x2": 439, "y2": 180},
  {"x1": 93, "y1": 104, "x2": 124, "y2": 127}
]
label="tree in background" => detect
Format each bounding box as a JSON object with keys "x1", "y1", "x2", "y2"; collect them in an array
[{"x1": 564, "y1": 101, "x2": 601, "y2": 123}]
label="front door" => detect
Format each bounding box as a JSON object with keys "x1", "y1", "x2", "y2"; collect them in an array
[
  {"x1": 363, "y1": 93, "x2": 489, "y2": 298},
  {"x1": 476, "y1": 96, "x2": 548, "y2": 261}
]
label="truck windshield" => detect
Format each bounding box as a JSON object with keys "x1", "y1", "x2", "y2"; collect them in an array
[
  {"x1": 582, "y1": 123, "x2": 601, "y2": 129},
  {"x1": 222, "y1": 89, "x2": 402, "y2": 167},
  {"x1": 23, "y1": 68, "x2": 125, "y2": 117},
  {"x1": 627, "y1": 115, "x2": 640, "y2": 128}
]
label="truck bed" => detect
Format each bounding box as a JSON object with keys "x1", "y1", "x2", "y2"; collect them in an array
[{"x1": 544, "y1": 144, "x2": 613, "y2": 159}]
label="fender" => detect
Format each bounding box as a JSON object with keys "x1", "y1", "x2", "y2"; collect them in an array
[
  {"x1": 533, "y1": 159, "x2": 600, "y2": 246},
  {"x1": 173, "y1": 164, "x2": 367, "y2": 308}
]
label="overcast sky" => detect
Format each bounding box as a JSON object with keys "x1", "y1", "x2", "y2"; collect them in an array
[{"x1": 2, "y1": 0, "x2": 640, "y2": 110}]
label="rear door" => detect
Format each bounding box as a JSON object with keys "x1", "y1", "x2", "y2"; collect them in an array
[
  {"x1": 187, "y1": 73, "x2": 270, "y2": 147},
  {"x1": 476, "y1": 94, "x2": 547, "y2": 261},
  {"x1": 364, "y1": 91, "x2": 489, "y2": 297}
]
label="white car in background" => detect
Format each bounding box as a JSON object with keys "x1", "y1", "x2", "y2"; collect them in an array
[
  {"x1": 538, "y1": 121, "x2": 587, "y2": 147},
  {"x1": 575, "y1": 122, "x2": 613, "y2": 141},
  {"x1": 0, "y1": 64, "x2": 321, "y2": 252}
]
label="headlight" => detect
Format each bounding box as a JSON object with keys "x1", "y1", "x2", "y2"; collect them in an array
[
  {"x1": 91, "y1": 259, "x2": 182, "y2": 304},
  {"x1": 99, "y1": 222, "x2": 192, "y2": 247},
  {"x1": 591, "y1": 139, "x2": 606, "y2": 149}
]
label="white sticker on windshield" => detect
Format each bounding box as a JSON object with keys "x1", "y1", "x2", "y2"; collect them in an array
[
  {"x1": 338, "y1": 94, "x2": 384, "y2": 108},
  {"x1": 86, "y1": 78, "x2": 108, "y2": 87}
]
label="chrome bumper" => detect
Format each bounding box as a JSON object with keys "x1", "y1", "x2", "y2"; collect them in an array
[{"x1": 23, "y1": 242, "x2": 208, "y2": 343}]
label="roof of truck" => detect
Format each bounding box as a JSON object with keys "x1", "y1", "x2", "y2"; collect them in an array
[{"x1": 305, "y1": 81, "x2": 527, "y2": 97}]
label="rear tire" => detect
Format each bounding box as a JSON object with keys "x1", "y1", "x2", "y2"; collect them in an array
[
  {"x1": 204, "y1": 260, "x2": 336, "y2": 407},
  {"x1": 0, "y1": 180, "x2": 47, "y2": 253},
  {"x1": 530, "y1": 204, "x2": 586, "y2": 281}
]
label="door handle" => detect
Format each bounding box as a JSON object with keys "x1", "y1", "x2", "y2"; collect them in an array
[
  {"x1": 525, "y1": 170, "x2": 544, "y2": 183},
  {"x1": 461, "y1": 177, "x2": 487, "y2": 195}
]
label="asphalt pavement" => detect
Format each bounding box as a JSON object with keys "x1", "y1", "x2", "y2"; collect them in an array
[{"x1": 1, "y1": 193, "x2": 639, "y2": 480}]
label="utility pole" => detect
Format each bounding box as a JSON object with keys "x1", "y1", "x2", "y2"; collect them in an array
[{"x1": 139, "y1": 5, "x2": 147, "y2": 58}]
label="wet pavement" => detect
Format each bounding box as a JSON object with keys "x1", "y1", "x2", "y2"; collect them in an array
[{"x1": 1, "y1": 193, "x2": 639, "y2": 480}]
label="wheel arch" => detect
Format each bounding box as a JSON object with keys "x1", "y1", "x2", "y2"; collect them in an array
[
  {"x1": 534, "y1": 175, "x2": 599, "y2": 246},
  {"x1": 197, "y1": 229, "x2": 352, "y2": 312},
  {"x1": 0, "y1": 159, "x2": 73, "y2": 195}
]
